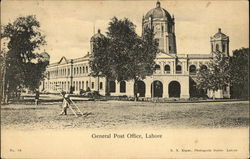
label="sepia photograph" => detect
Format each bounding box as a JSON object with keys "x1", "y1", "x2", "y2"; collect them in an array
[{"x1": 1, "y1": 0, "x2": 249, "y2": 158}]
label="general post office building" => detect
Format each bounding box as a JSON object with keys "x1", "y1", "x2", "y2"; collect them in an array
[{"x1": 41, "y1": 1, "x2": 230, "y2": 99}]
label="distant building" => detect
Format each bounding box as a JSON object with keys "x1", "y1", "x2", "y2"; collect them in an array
[{"x1": 41, "y1": 1, "x2": 230, "y2": 99}]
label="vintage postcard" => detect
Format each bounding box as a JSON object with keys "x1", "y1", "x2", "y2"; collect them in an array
[{"x1": 1, "y1": 0, "x2": 249, "y2": 158}]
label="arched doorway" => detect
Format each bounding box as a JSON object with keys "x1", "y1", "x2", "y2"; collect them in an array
[
  {"x1": 109, "y1": 81, "x2": 116, "y2": 93},
  {"x1": 169, "y1": 81, "x2": 181, "y2": 98},
  {"x1": 151, "y1": 80, "x2": 163, "y2": 97},
  {"x1": 134, "y1": 81, "x2": 145, "y2": 97}
]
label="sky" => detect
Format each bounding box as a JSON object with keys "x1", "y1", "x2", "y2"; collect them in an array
[{"x1": 1, "y1": 0, "x2": 249, "y2": 63}]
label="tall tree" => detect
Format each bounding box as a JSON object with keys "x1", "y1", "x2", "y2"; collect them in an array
[
  {"x1": 196, "y1": 51, "x2": 231, "y2": 99},
  {"x1": 229, "y1": 48, "x2": 249, "y2": 99},
  {"x1": 1, "y1": 15, "x2": 49, "y2": 101},
  {"x1": 90, "y1": 17, "x2": 158, "y2": 99},
  {"x1": 89, "y1": 36, "x2": 113, "y2": 95}
]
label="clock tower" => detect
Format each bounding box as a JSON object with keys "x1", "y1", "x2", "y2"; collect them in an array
[{"x1": 142, "y1": 1, "x2": 177, "y2": 54}]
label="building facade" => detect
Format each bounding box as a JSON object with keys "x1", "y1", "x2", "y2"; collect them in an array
[{"x1": 41, "y1": 1, "x2": 230, "y2": 99}]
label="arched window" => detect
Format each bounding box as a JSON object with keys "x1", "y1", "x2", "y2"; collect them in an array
[
  {"x1": 176, "y1": 65, "x2": 182, "y2": 74},
  {"x1": 100, "y1": 82, "x2": 103, "y2": 90},
  {"x1": 189, "y1": 65, "x2": 196, "y2": 75},
  {"x1": 80, "y1": 67, "x2": 82, "y2": 74},
  {"x1": 83, "y1": 67, "x2": 85, "y2": 73},
  {"x1": 164, "y1": 64, "x2": 170, "y2": 73},
  {"x1": 77, "y1": 67, "x2": 79, "y2": 74},
  {"x1": 120, "y1": 81, "x2": 126, "y2": 93},
  {"x1": 74, "y1": 68, "x2": 76, "y2": 75},
  {"x1": 68, "y1": 68, "x2": 70, "y2": 75},
  {"x1": 216, "y1": 44, "x2": 219, "y2": 52},
  {"x1": 92, "y1": 82, "x2": 94, "y2": 89},
  {"x1": 109, "y1": 81, "x2": 116, "y2": 93},
  {"x1": 155, "y1": 64, "x2": 160, "y2": 70}
]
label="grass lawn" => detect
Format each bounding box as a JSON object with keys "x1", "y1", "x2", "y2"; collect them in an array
[{"x1": 1, "y1": 100, "x2": 249, "y2": 130}]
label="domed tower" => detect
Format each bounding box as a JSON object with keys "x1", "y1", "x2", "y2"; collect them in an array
[
  {"x1": 210, "y1": 28, "x2": 229, "y2": 56},
  {"x1": 143, "y1": 1, "x2": 176, "y2": 54},
  {"x1": 90, "y1": 29, "x2": 105, "y2": 54}
]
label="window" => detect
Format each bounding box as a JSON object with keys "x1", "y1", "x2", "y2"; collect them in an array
[
  {"x1": 155, "y1": 64, "x2": 160, "y2": 70},
  {"x1": 161, "y1": 25, "x2": 164, "y2": 36},
  {"x1": 216, "y1": 44, "x2": 219, "y2": 52},
  {"x1": 92, "y1": 82, "x2": 94, "y2": 89},
  {"x1": 86, "y1": 81, "x2": 89, "y2": 90},
  {"x1": 74, "y1": 68, "x2": 76, "y2": 75},
  {"x1": 120, "y1": 81, "x2": 126, "y2": 93},
  {"x1": 68, "y1": 68, "x2": 70, "y2": 75},
  {"x1": 77, "y1": 67, "x2": 79, "y2": 74},
  {"x1": 189, "y1": 65, "x2": 196, "y2": 75},
  {"x1": 164, "y1": 65, "x2": 170, "y2": 73},
  {"x1": 176, "y1": 65, "x2": 182, "y2": 74},
  {"x1": 80, "y1": 67, "x2": 82, "y2": 74},
  {"x1": 83, "y1": 67, "x2": 85, "y2": 73},
  {"x1": 169, "y1": 46, "x2": 171, "y2": 51},
  {"x1": 109, "y1": 81, "x2": 116, "y2": 93},
  {"x1": 100, "y1": 82, "x2": 103, "y2": 90},
  {"x1": 86, "y1": 66, "x2": 88, "y2": 73}
]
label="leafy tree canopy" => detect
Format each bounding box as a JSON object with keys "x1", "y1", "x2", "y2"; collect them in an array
[
  {"x1": 196, "y1": 51, "x2": 230, "y2": 95},
  {"x1": 229, "y1": 48, "x2": 249, "y2": 99},
  {"x1": 89, "y1": 17, "x2": 158, "y2": 97},
  {"x1": 1, "y1": 15, "x2": 49, "y2": 95}
]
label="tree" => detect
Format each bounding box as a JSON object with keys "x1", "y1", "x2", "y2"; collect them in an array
[
  {"x1": 1, "y1": 15, "x2": 49, "y2": 102},
  {"x1": 89, "y1": 35, "x2": 113, "y2": 95},
  {"x1": 196, "y1": 51, "x2": 231, "y2": 99},
  {"x1": 229, "y1": 48, "x2": 249, "y2": 99},
  {"x1": 89, "y1": 17, "x2": 158, "y2": 100}
]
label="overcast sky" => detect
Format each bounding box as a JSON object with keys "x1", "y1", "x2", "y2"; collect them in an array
[{"x1": 2, "y1": 0, "x2": 249, "y2": 63}]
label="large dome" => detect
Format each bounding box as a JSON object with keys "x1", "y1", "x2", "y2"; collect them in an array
[{"x1": 145, "y1": 1, "x2": 172, "y2": 20}]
